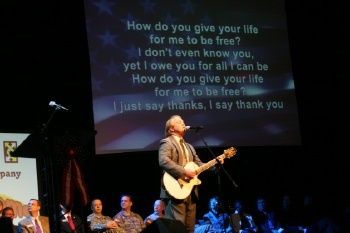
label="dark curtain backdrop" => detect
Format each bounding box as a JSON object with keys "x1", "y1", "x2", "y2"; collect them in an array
[{"x1": 2, "y1": 0, "x2": 348, "y2": 226}]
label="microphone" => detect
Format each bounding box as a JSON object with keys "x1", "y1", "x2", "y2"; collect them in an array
[
  {"x1": 49, "y1": 101, "x2": 69, "y2": 111},
  {"x1": 185, "y1": 126, "x2": 204, "y2": 130}
]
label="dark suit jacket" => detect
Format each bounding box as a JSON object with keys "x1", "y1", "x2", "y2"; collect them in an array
[
  {"x1": 17, "y1": 215, "x2": 50, "y2": 233},
  {"x1": 60, "y1": 214, "x2": 85, "y2": 233}
]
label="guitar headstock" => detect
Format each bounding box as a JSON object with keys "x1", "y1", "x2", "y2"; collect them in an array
[{"x1": 223, "y1": 147, "x2": 237, "y2": 159}]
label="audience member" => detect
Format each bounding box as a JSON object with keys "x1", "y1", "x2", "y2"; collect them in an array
[
  {"x1": 195, "y1": 196, "x2": 232, "y2": 233},
  {"x1": 298, "y1": 194, "x2": 322, "y2": 229},
  {"x1": 17, "y1": 198, "x2": 50, "y2": 233},
  {"x1": 87, "y1": 198, "x2": 120, "y2": 233},
  {"x1": 0, "y1": 201, "x2": 3, "y2": 217},
  {"x1": 59, "y1": 203, "x2": 85, "y2": 233},
  {"x1": 252, "y1": 196, "x2": 282, "y2": 233},
  {"x1": 337, "y1": 201, "x2": 350, "y2": 233},
  {"x1": 1, "y1": 206, "x2": 18, "y2": 233},
  {"x1": 299, "y1": 194, "x2": 339, "y2": 233},
  {"x1": 144, "y1": 199, "x2": 165, "y2": 227},
  {"x1": 158, "y1": 115, "x2": 224, "y2": 233},
  {"x1": 230, "y1": 199, "x2": 256, "y2": 233},
  {"x1": 275, "y1": 194, "x2": 304, "y2": 233},
  {"x1": 113, "y1": 194, "x2": 145, "y2": 233}
]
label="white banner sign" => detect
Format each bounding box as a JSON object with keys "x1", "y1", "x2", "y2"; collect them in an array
[{"x1": 0, "y1": 133, "x2": 39, "y2": 225}]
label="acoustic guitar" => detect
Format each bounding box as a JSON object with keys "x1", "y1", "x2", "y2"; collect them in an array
[{"x1": 163, "y1": 147, "x2": 237, "y2": 199}]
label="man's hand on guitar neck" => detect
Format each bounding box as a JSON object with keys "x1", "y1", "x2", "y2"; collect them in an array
[
  {"x1": 217, "y1": 157, "x2": 224, "y2": 164},
  {"x1": 182, "y1": 157, "x2": 224, "y2": 180}
]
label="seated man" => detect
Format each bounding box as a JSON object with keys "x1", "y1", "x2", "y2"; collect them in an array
[
  {"x1": 17, "y1": 198, "x2": 50, "y2": 233},
  {"x1": 113, "y1": 194, "x2": 145, "y2": 233},
  {"x1": 87, "y1": 198, "x2": 120, "y2": 233},
  {"x1": 0, "y1": 201, "x2": 3, "y2": 217},
  {"x1": 231, "y1": 199, "x2": 257, "y2": 233},
  {"x1": 144, "y1": 199, "x2": 165, "y2": 227},
  {"x1": 59, "y1": 203, "x2": 85, "y2": 233},
  {"x1": 252, "y1": 197, "x2": 282, "y2": 233},
  {"x1": 195, "y1": 196, "x2": 232, "y2": 233},
  {"x1": 2, "y1": 206, "x2": 18, "y2": 233}
]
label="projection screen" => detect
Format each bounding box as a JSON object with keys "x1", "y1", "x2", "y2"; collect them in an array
[{"x1": 83, "y1": 0, "x2": 301, "y2": 154}]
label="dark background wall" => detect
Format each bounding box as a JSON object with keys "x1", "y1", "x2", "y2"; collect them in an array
[{"x1": 2, "y1": 0, "x2": 348, "y2": 225}]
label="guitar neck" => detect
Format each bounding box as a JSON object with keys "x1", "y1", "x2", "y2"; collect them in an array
[{"x1": 195, "y1": 155, "x2": 223, "y2": 175}]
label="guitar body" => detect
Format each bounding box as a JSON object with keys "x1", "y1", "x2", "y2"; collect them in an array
[
  {"x1": 163, "y1": 147, "x2": 236, "y2": 200},
  {"x1": 163, "y1": 162, "x2": 201, "y2": 200}
]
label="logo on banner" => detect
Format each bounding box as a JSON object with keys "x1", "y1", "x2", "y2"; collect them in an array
[{"x1": 3, "y1": 141, "x2": 18, "y2": 163}]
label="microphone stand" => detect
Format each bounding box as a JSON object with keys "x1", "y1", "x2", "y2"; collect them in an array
[
  {"x1": 192, "y1": 128, "x2": 238, "y2": 233},
  {"x1": 40, "y1": 106, "x2": 62, "y2": 233},
  {"x1": 11, "y1": 102, "x2": 71, "y2": 232}
]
